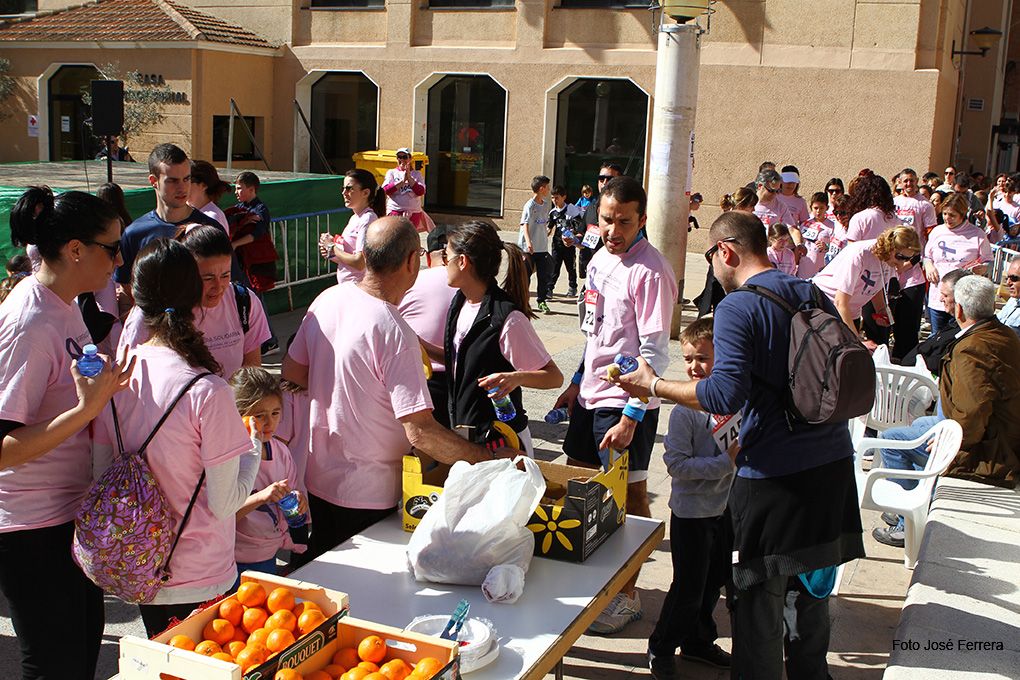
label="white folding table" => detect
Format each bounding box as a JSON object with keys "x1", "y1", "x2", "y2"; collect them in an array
[{"x1": 291, "y1": 514, "x2": 665, "y2": 680}]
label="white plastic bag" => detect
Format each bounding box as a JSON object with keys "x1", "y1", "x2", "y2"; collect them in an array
[
  {"x1": 407, "y1": 456, "x2": 546, "y2": 604},
  {"x1": 873, "y1": 344, "x2": 936, "y2": 418}
]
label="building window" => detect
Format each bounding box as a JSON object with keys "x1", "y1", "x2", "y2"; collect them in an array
[
  {"x1": 557, "y1": 0, "x2": 649, "y2": 7},
  {"x1": 425, "y1": 75, "x2": 506, "y2": 216},
  {"x1": 48, "y1": 65, "x2": 101, "y2": 161},
  {"x1": 428, "y1": 0, "x2": 513, "y2": 7},
  {"x1": 0, "y1": 0, "x2": 37, "y2": 15},
  {"x1": 554, "y1": 78, "x2": 648, "y2": 199},
  {"x1": 212, "y1": 115, "x2": 263, "y2": 161},
  {"x1": 309, "y1": 72, "x2": 378, "y2": 175},
  {"x1": 310, "y1": 0, "x2": 383, "y2": 8}
]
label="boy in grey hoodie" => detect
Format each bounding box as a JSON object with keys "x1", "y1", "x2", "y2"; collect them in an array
[{"x1": 648, "y1": 317, "x2": 737, "y2": 679}]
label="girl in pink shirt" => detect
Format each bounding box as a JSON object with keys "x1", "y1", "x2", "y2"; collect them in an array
[
  {"x1": 96, "y1": 239, "x2": 259, "y2": 636},
  {"x1": 766, "y1": 223, "x2": 798, "y2": 275},
  {"x1": 319, "y1": 169, "x2": 383, "y2": 285},
  {"x1": 440, "y1": 222, "x2": 563, "y2": 455},
  {"x1": 229, "y1": 368, "x2": 307, "y2": 583},
  {"x1": 0, "y1": 187, "x2": 133, "y2": 679}
]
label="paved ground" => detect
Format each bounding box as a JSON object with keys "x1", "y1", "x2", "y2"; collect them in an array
[{"x1": 0, "y1": 249, "x2": 913, "y2": 679}]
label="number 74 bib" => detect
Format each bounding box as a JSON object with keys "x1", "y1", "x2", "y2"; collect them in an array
[{"x1": 709, "y1": 410, "x2": 743, "y2": 452}]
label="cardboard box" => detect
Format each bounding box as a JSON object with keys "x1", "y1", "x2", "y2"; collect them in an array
[
  {"x1": 402, "y1": 450, "x2": 629, "y2": 562},
  {"x1": 290, "y1": 616, "x2": 459, "y2": 680},
  {"x1": 118, "y1": 572, "x2": 349, "y2": 680}
]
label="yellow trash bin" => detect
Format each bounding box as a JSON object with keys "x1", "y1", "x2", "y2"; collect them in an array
[{"x1": 351, "y1": 149, "x2": 429, "y2": 189}]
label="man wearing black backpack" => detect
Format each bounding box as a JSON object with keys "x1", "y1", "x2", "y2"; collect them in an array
[{"x1": 609, "y1": 210, "x2": 866, "y2": 680}]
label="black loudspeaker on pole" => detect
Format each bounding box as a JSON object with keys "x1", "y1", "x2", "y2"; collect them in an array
[{"x1": 90, "y1": 80, "x2": 124, "y2": 183}]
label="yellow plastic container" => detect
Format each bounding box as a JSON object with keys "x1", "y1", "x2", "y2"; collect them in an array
[{"x1": 352, "y1": 149, "x2": 429, "y2": 188}]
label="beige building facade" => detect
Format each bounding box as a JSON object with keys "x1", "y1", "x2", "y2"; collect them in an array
[{"x1": 0, "y1": 0, "x2": 1015, "y2": 235}]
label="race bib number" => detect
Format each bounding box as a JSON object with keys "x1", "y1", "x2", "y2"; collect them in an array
[
  {"x1": 709, "y1": 411, "x2": 743, "y2": 453},
  {"x1": 581, "y1": 289, "x2": 600, "y2": 333},
  {"x1": 827, "y1": 241, "x2": 843, "y2": 259},
  {"x1": 801, "y1": 226, "x2": 819, "y2": 241},
  {"x1": 582, "y1": 224, "x2": 601, "y2": 249}
]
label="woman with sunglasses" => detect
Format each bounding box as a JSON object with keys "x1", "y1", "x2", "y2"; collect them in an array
[
  {"x1": 811, "y1": 226, "x2": 921, "y2": 339},
  {"x1": 824, "y1": 178, "x2": 845, "y2": 221},
  {"x1": 922, "y1": 192, "x2": 993, "y2": 334},
  {"x1": 319, "y1": 168, "x2": 385, "y2": 285},
  {"x1": 440, "y1": 221, "x2": 562, "y2": 455},
  {"x1": 382, "y1": 147, "x2": 426, "y2": 231},
  {"x1": 0, "y1": 187, "x2": 134, "y2": 680}
]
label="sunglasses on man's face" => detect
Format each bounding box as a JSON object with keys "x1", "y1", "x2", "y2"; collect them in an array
[
  {"x1": 1007, "y1": 274, "x2": 1020, "y2": 283},
  {"x1": 598, "y1": 175, "x2": 615, "y2": 182},
  {"x1": 704, "y1": 237, "x2": 740, "y2": 263}
]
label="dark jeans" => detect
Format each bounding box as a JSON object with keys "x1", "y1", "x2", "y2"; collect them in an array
[
  {"x1": 529, "y1": 252, "x2": 553, "y2": 303},
  {"x1": 649, "y1": 513, "x2": 730, "y2": 657},
  {"x1": 139, "y1": 601, "x2": 209, "y2": 638},
  {"x1": 731, "y1": 575, "x2": 830, "y2": 680},
  {"x1": 0, "y1": 522, "x2": 104, "y2": 679},
  {"x1": 578, "y1": 243, "x2": 598, "y2": 278},
  {"x1": 929, "y1": 308, "x2": 954, "y2": 336},
  {"x1": 295, "y1": 495, "x2": 396, "y2": 566},
  {"x1": 862, "y1": 284, "x2": 925, "y2": 360},
  {"x1": 427, "y1": 371, "x2": 450, "y2": 429},
  {"x1": 550, "y1": 240, "x2": 577, "y2": 294}
]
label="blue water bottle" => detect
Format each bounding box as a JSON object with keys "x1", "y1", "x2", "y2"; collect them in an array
[
  {"x1": 614, "y1": 353, "x2": 639, "y2": 374},
  {"x1": 561, "y1": 225, "x2": 575, "y2": 242},
  {"x1": 77, "y1": 344, "x2": 105, "y2": 378},
  {"x1": 277, "y1": 491, "x2": 307, "y2": 529},
  {"x1": 488, "y1": 388, "x2": 517, "y2": 422},
  {"x1": 544, "y1": 407, "x2": 569, "y2": 424}
]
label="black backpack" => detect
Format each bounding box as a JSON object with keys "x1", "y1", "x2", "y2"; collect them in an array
[
  {"x1": 737, "y1": 283, "x2": 875, "y2": 425},
  {"x1": 232, "y1": 282, "x2": 251, "y2": 333}
]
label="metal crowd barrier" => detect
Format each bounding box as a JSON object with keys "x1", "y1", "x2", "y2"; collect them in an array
[
  {"x1": 990, "y1": 243, "x2": 1019, "y2": 284},
  {"x1": 268, "y1": 207, "x2": 351, "y2": 310}
]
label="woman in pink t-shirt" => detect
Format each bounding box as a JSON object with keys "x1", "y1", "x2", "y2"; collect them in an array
[
  {"x1": 98, "y1": 239, "x2": 258, "y2": 636},
  {"x1": 229, "y1": 368, "x2": 307, "y2": 583},
  {"x1": 382, "y1": 148, "x2": 426, "y2": 230},
  {"x1": 318, "y1": 169, "x2": 383, "y2": 285},
  {"x1": 440, "y1": 221, "x2": 562, "y2": 455},
  {"x1": 0, "y1": 187, "x2": 134, "y2": 679},
  {"x1": 923, "y1": 192, "x2": 993, "y2": 334},
  {"x1": 845, "y1": 172, "x2": 901, "y2": 242},
  {"x1": 812, "y1": 226, "x2": 921, "y2": 340}
]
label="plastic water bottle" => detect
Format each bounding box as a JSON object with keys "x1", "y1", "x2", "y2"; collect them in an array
[
  {"x1": 562, "y1": 226, "x2": 575, "y2": 242},
  {"x1": 488, "y1": 388, "x2": 517, "y2": 422},
  {"x1": 544, "y1": 407, "x2": 569, "y2": 424},
  {"x1": 277, "y1": 491, "x2": 306, "y2": 529},
  {"x1": 614, "y1": 353, "x2": 639, "y2": 374},
  {"x1": 77, "y1": 344, "x2": 105, "y2": 378}
]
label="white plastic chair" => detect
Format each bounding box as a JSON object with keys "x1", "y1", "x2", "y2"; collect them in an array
[
  {"x1": 868, "y1": 365, "x2": 939, "y2": 433},
  {"x1": 857, "y1": 419, "x2": 963, "y2": 569}
]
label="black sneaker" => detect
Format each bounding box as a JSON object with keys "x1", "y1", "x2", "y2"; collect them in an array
[
  {"x1": 261, "y1": 340, "x2": 280, "y2": 356},
  {"x1": 681, "y1": 643, "x2": 732, "y2": 669},
  {"x1": 648, "y1": 649, "x2": 678, "y2": 680},
  {"x1": 872, "y1": 525, "x2": 905, "y2": 548},
  {"x1": 881, "y1": 512, "x2": 901, "y2": 527}
]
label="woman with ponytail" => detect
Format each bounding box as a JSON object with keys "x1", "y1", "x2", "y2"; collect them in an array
[
  {"x1": 319, "y1": 168, "x2": 384, "y2": 284},
  {"x1": 0, "y1": 187, "x2": 134, "y2": 679},
  {"x1": 441, "y1": 221, "x2": 562, "y2": 454},
  {"x1": 118, "y1": 225, "x2": 271, "y2": 376},
  {"x1": 93, "y1": 238, "x2": 259, "y2": 635}
]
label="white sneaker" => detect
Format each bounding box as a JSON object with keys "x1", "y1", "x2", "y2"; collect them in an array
[{"x1": 587, "y1": 591, "x2": 642, "y2": 635}]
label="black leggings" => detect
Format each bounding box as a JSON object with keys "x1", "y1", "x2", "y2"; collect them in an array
[
  {"x1": 0, "y1": 522, "x2": 104, "y2": 680},
  {"x1": 139, "y1": 601, "x2": 209, "y2": 638}
]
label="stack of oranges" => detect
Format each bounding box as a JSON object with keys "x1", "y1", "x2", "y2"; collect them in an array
[
  {"x1": 270, "y1": 634, "x2": 445, "y2": 680},
  {"x1": 167, "y1": 582, "x2": 329, "y2": 673}
]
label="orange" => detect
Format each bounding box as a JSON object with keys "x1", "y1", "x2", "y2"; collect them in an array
[
  {"x1": 226, "y1": 640, "x2": 247, "y2": 659},
  {"x1": 333, "y1": 647, "x2": 359, "y2": 669},
  {"x1": 231, "y1": 625, "x2": 249, "y2": 643},
  {"x1": 265, "y1": 609, "x2": 298, "y2": 632},
  {"x1": 243, "y1": 607, "x2": 269, "y2": 633},
  {"x1": 219, "y1": 598, "x2": 245, "y2": 627},
  {"x1": 293, "y1": 600, "x2": 322, "y2": 618},
  {"x1": 363, "y1": 674, "x2": 388, "y2": 680},
  {"x1": 202, "y1": 618, "x2": 235, "y2": 646},
  {"x1": 379, "y1": 659, "x2": 412, "y2": 680},
  {"x1": 357, "y1": 662, "x2": 380, "y2": 673},
  {"x1": 194, "y1": 640, "x2": 222, "y2": 656},
  {"x1": 211, "y1": 652, "x2": 235, "y2": 662},
  {"x1": 247, "y1": 628, "x2": 271, "y2": 646},
  {"x1": 236, "y1": 642, "x2": 269, "y2": 671},
  {"x1": 341, "y1": 670, "x2": 371, "y2": 680},
  {"x1": 274, "y1": 670, "x2": 303, "y2": 680},
  {"x1": 305, "y1": 672, "x2": 333, "y2": 680},
  {"x1": 237, "y1": 581, "x2": 268, "y2": 608},
  {"x1": 358, "y1": 635, "x2": 387, "y2": 664},
  {"x1": 412, "y1": 657, "x2": 443, "y2": 679},
  {"x1": 267, "y1": 587, "x2": 297, "y2": 614},
  {"x1": 266, "y1": 628, "x2": 296, "y2": 653},
  {"x1": 322, "y1": 664, "x2": 347, "y2": 679},
  {"x1": 167, "y1": 634, "x2": 196, "y2": 651},
  {"x1": 298, "y1": 609, "x2": 327, "y2": 636}
]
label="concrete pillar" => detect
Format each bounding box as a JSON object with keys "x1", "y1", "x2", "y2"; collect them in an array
[{"x1": 645, "y1": 22, "x2": 701, "y2": 338}]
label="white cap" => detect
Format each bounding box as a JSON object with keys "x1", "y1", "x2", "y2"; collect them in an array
[
  {"x1": 780, "y1": 171, "x2": 800, "y2": 184},
  {"x1": 396, "y1": 147, "x2": 411, "y2": 156}
]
